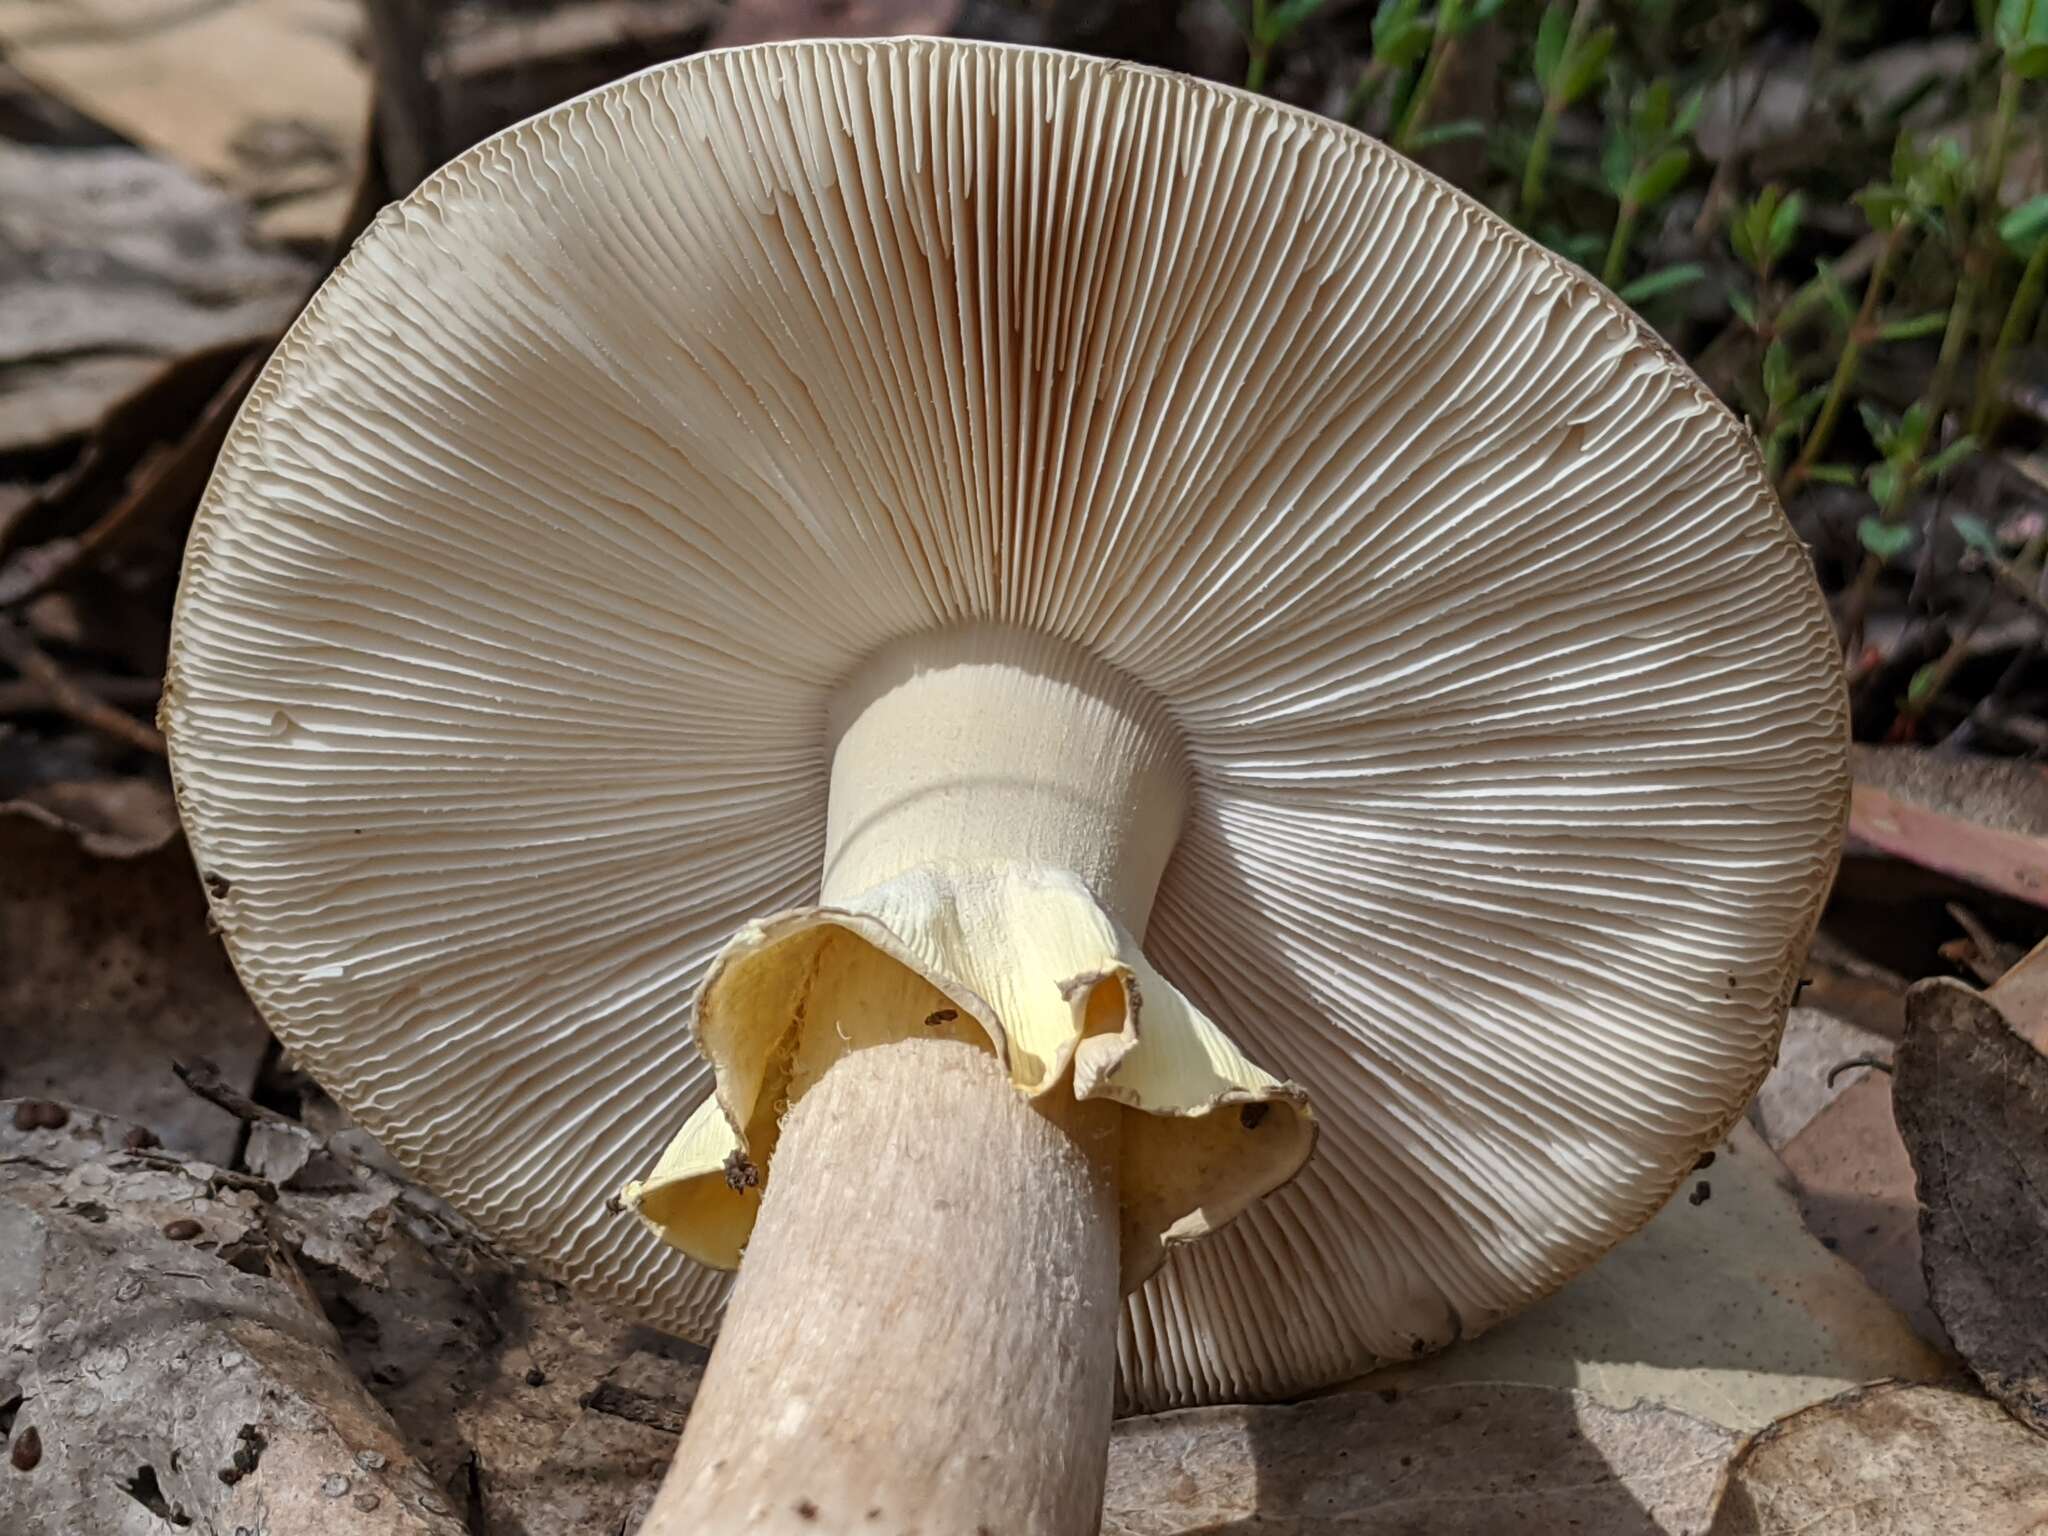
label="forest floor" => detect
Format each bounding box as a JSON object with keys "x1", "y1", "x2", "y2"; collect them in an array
[{"x1": 4, "y1": 1, "x2": 2048, "y2": 1532}]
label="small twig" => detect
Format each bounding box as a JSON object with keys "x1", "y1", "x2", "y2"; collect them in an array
[
  {"x1": 0, "y1": 620, "x2": 163, "y2": 756},
  {"x1": 0, "y1": 351, "x2": 263, "y2": 612},
  {"x1": 117, "y1": 1146, "x2": 280, "y2": 1201},
  {"x1": 1826, "y1": 1055, "x2": 1893, "y2": 1087},
  {"x1": 1943, "y1": 901, "x2": 2017, "y2": 984},
  {"x1": 0, "y1": 673, "x2": 161, "y2": 715},
  {"x1": 173, "y1": 1059, "x2": 291, "y2": 1127}
]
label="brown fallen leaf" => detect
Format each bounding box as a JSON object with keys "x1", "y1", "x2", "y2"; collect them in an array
[
  {"x1": 1894, "y1": 978, "x2": 2048, "y2": 1434},
  {"x1": 0, "y1": 144, "x2": 310, "y2": 455},
  {"x1": 0, "y1": 807, "x2": 268, "y2": 1162},
  {"x1": 0, "y1": 0, "x2": 371, "y2": 246},
  {"x1": 1988, "y1": 932, "x2": 2048, "y2": 1051},
  {"x1": 1104, "y1": 1384, "x2": 1735, "y2": 1535},
  {"x1": 1777, "y1": 1071, "x2": 1941, "y2": 1348},
  {"x1": 1706, "y1": 1382, "x2": 2048, "y2": 1534},
  {"x1": 1361, "y1": 1122, "x2": 1948, "y2": 1431},
  {"x1": 1848, "y1": 744, "x2": 2048, "y2": 908}
]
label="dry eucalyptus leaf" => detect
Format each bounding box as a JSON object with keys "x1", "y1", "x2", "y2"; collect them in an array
[
  {"x1": 1102, "y1": 1384, "x2": 1735, "y2": 1535},
  {"x1": 1848, "y1": 745, "x2": 2048, "y2": 908},
  {"x1": 1706, "y1": 1382, "x2": 2048, "y2": 1535},
  {"x1": 0, "y1": 143, "x2": 309, "y2": 454},
  {"x1": 1778, "y1": 1072, "x2": 1939, "y2": 1347},
  {"x1": 0, "y1": 0, "x2": 369, "y2": 246},
  {"x1": 1895, "y1": 978, "x2": 2048, "y2": 1432},
  {"x1": 0, "y1": 1108, "x2": 467, "y2": 1536},
  {"x1": 1362, "y1": 1122, "x2": 1947, "y2": 1431},
  {"x1": 0, "y1": 809, "x2": 268, "y2": 1162},
  {"x1": 1989, "y1": 933, "x2": 2048, "y2": 1052}
]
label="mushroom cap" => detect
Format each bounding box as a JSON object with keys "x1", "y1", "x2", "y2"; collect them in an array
[{"x1": 164, "y1": 39, "x2": 1849, "y2": 1411}]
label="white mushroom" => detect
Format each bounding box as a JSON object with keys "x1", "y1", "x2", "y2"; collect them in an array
[{"x1": 163, "y1": 38, "x2": 1849, "y2": 1535}]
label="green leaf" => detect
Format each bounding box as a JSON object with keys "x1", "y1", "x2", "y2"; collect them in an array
[
  {"x1": 1857, "y1": 399, "x2": 1895, "y2": 452},
  {"x1": 1906, "y1": 661, "x2": 1941, "y2": 709},
  {"x1": 1636, "y1": 79, "x2": 1674, "y2": 143},
  {"x1": 2000, "y1": 194, "x2": 2048, "y2": 254},
  {"x1": 1601, "y1": 133, "x2": 1633, "y2": 197},
  {"x1": 1372, "y1": 0, "x2": 1429, "y2": 62},
  {"x1": 1467, "y1": 0, "x2": 1509, "y2": 25},
  {"x1": 1997, "y1": 0, "x2": 2048, "y2": 54},
  {"x1": 1628, "y1": 147, "x2": 1692, "y2": 209},
  {"x1": 1534, "y1": 4, "x2": 1567, "y2": 88},
  {"x1": 1953, "y1": 513, "x2": 2000, "y2": 554},
  {"x1": 1764, "y1": 340, "x2": 1794, "y2": 405},
  {"x1": 1558, "y1": 26, "x2": 1614, "y2": 105},
  {"x1": 1375, "y1": 13, "x2": 1433, "y2": 68},
  {"x1": 1856, "y1": 185, "x2": 1907, "y2": 231},
  {"x1": 1807, "y1": 463, "x2": 1860, "y2": 486},
  {"x1": 1900, "y1": 401, "x2": 1932, "y2": 454},
  {"x1": 1925, "y1": 436, "x2": 1980, "y2": 477},
  {"x1": 1815, "y1": 261, "x2": 1856, "y2": 324},
  {"x1": 1869, "y1": 463, "x2": 1903, "y2": 510},
  {"x1": 2011, "y1": 41, "x2": 2048, "y2": 76},
  {"x1": 1728, "y1": 287, "x2": 1759, "y2": 327},
  {"x1": 1410, "y1": 118, "x2": 1486, "y2": 147},
  {"x1": 1262, "y1": 0, "x2": 1327, "y2": 42},
  {"x1": 1786, "y1": 388, "x2": 1828, "y2": 434},
  {"x1": 1768, "y1": 191, "x2": 1803, "y2": 260},
  {"x1": 1730, "y1": 212, "x2": 1758, "y2": 270},
  {"x1": 1672, "y1": 85, "x2": 1706, "y2": 142},
  {"x1": 1619, "y1": 263, "x2": 1705, "y2": 304},
  {"x1": 1877, "y1": 310, "x2": 1950, "y2": 343},
  {"x1": 1859, "y1": 516, "x2": 1916, "y2": 559}
]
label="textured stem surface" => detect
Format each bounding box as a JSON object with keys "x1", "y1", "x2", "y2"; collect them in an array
[{"x1": 642, "y1": 1038, "x2": 1121, "y2": 1535}]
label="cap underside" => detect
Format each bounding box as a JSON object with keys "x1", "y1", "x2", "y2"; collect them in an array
[{"x1": 164, "y1": 38, "x2": 1849, "y2": 1411}]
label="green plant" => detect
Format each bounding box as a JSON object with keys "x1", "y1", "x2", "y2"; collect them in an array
[
  {"x1": 1228, "y1": 0, "x2": 1330, "y2": 94},
  {"x1": 1596, "y1": 78, "x2": 1700, "y2": 288},
  {"x1": 1345, "y1": 0, "x2": 1434, "y2": 125},
  {"x1": 1839, "y1": 401, "x2": 1977, "y2": 656},
  {"x1": 1392, "y1": 0, "x2": 1507, "y2": 152},
  {"x1": 1974, "y1": 194, "x2": 2048, "y2": 435},
  {"x1": 1728, "y1": 185, "x2": 1804, "y2": 334},
  {"x1": 1781, "y1": 135, "x2": 1959, "y2": 494},
  {"x1": 1519, "y1": 1, "x2": 1614, "y2": 218}
]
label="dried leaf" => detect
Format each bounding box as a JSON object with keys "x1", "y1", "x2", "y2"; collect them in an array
[
  {"x1": 1895, "y1": 978, "x2": 2048, "y2": 1432},
  {"x1": 1777, "y1": 1074, "x2": 1940, "y2": 1345},
  {"x1": 1848, "y1": 745, "x2": 2048, "y2": 908},
  {"x1": 1707, "y1": 1382, "x2": 2048, "y2": 1534},
  {"x1": 1988, "y1": 933, "x2": 2048, "y2": 1051},
  {"x1": 0, "y1": 777, "x2": 176, "y2": 858},
  {"x1": 1103, "y1": 1385, "x2": 1735, "y2": 1535},
  {"x1": 1362, "y1": 1122, "x2": 1947, "y2": 1430},
  {"x1": 0, "y1": 809, "x2": 268, "y2": 1163},
  {"x1": 0, "y1": 145, "x2": 310, "y2": 454},
  {"x1": 0, "y1": 0, "x2": 370, "y2": 245}
]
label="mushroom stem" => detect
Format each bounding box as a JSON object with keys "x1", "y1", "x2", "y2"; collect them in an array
[{"x1": 643, "y1": 1037, "x2": 1122, "y2": 1535}]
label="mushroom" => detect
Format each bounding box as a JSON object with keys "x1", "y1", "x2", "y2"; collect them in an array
[{"x1": 162, "y1": 38, "x2": 1848, "y2": 1536}]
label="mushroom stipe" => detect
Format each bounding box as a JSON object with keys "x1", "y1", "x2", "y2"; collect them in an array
[{"x1": 163, "y1": 38, "x2": 1848, "y2": 1535}]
